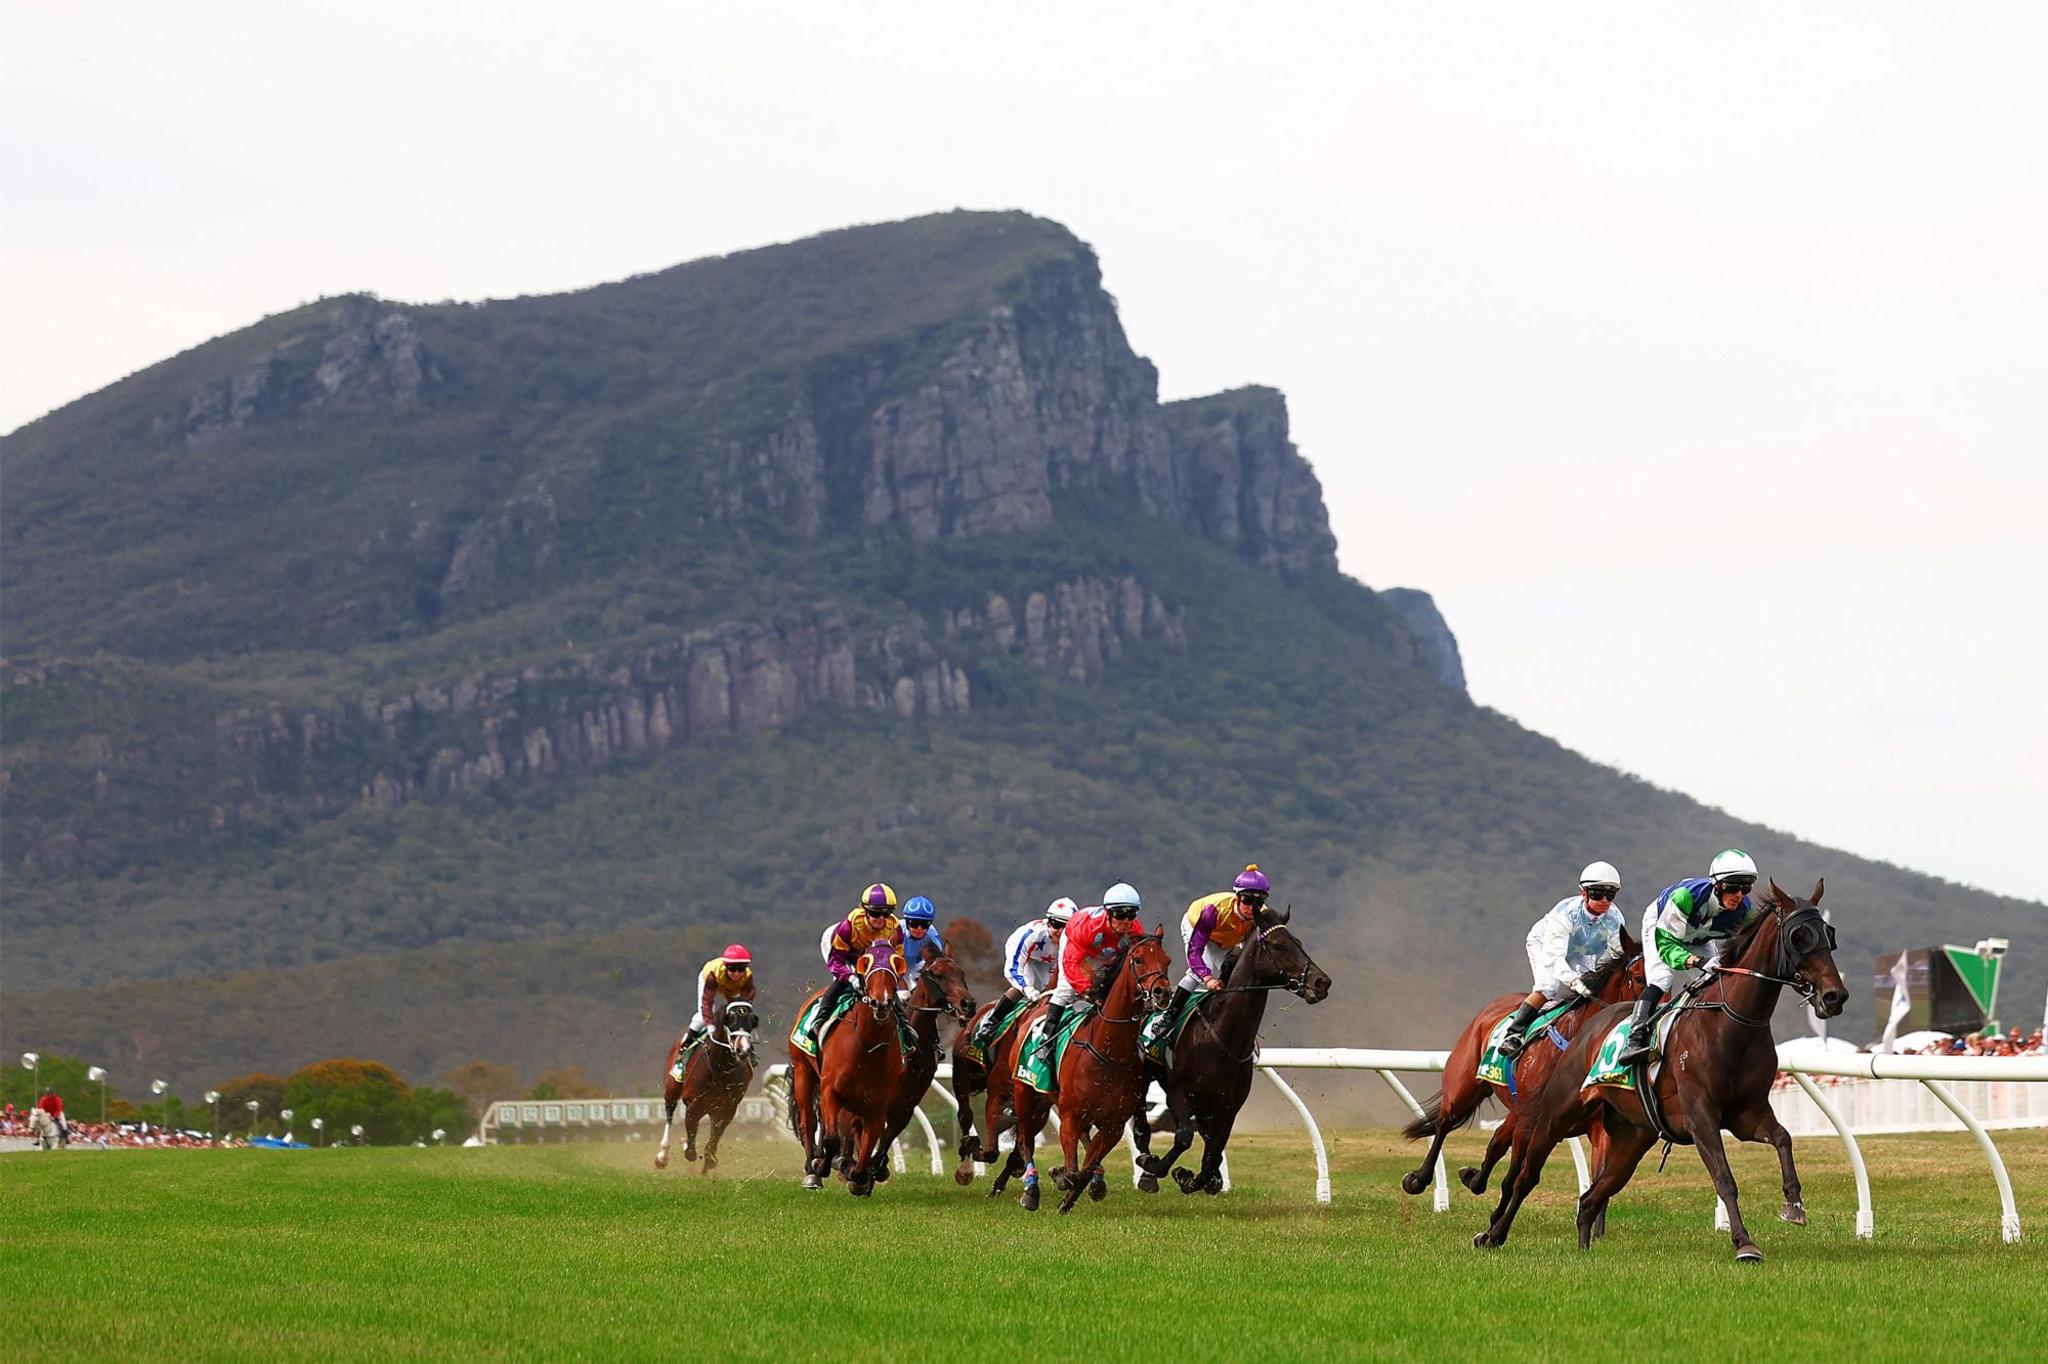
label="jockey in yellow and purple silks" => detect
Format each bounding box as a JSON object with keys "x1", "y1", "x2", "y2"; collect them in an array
[
  {"x1": 1164, "y1": 864, "x2": 1272, "y2": 1024},
  {"x1": 680, "y1": 944, "x2": 758, "y2": 1053},
  {"x1": 808, "y1": 883, "x2": 904, "y2": 1042}
]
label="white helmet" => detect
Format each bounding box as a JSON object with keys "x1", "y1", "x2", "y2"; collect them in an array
[
  {"x1": 1043, "y1": 897, "x2": 1077, "y2": 925},
  {"x1": 1709, "y1": 848, "x2": 1759, "y2": 884},
  {"x1": 1578, "y1": 861, "x2": 1621, "y2": 890},
  {"x1": 1102, "y1": 882, "x2": 1142, "y2": 911}
]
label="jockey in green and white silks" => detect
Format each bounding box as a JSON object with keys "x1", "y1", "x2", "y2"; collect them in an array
[
  {"x1": 1496, "y1": 861, "x2": 1625, "y2": 1060},
  {"x1": 1616, "y1": 849, "x2": 1764, "y2": 1064}
]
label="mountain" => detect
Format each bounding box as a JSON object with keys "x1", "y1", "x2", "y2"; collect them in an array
[{"x1": 3, "y1": 211, "x2": 2037, "y2": 1092}]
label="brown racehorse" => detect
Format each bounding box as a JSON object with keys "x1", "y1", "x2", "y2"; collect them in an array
[
  {"x1": 802, "y1": 950, "x2": 909, "y2": 1196},
  {"x1": 1132, "y1": 912, "x2": 1332, "y2": 1194},
  {"x1": 656, "y1": 998, "x2": 758, "y2": 1172},
  {"x1": 1474, "y1": 880, "x2": 1847, "y2": 1260},
  {"x1": 1397, "y1": 929, "x2": 1643, "y2": 1207},
  {"x1": 1001, "y1": 929, "x2": 1174, "y2": 1214},
  {"x1": 786, "y1": 950, "x2": 976, "y2": 1187},
  {"x1": 948, "y1": 993, "x2": 1038, "y2": 1186}
]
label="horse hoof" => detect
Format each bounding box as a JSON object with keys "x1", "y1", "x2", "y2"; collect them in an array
[
  {"x1": 1137, "y1": 1174, "x2": 1159, "y2": 1194},
  {"x1": 1400, "y1": 1171, "x2": 1428, "y2": 1196},
  {"x1": 801, "y1": 1175, "x2": 822, "y2": 1191},
  {"x1": 874, "y1": 1164, "x2": 890, "y2": 1184},
  {"x1": 683, "y1": 1147, "x2": 697, "y2": 1162},
  {"x1": 1459, "y1": 1167, "x2": 1485, "y2": 1194},
  {"x1": 1020, "y1": 1185, "x2": 1041, "y2": 1212},
  {"x1": 702, "y1": 1156, "x2": 717, "y2": 1173},
  {"x1": 1780, "y1": 1203, "x2": 1806, "y2": 1226},
  {"x1": 653, "y1": 1150, "x2": 669, "y2": 1170},
  {"x1": 1136, "y1": 1154, "x2": 1168, "y2": 1177},
  {"x1": 954, "y1": 1167, "x2": 975, "y2": 1186},
  {"x1": 1088, "y1": 1174, "x2": 1107, "y2": 1203},
  {"x1": 1171, "y1": 1168, "x2": 1197, "y2": 1193},
  {"x1": 1734, "y1": 1243, "x2": 1764, "y2": 1263},
  {"x1": 1202, "y1": 1178, "x2": 1222, "y2": 1196},
  {"x1": 1472, "y1": 1232, "x2": 1496, "y2": 1250}
]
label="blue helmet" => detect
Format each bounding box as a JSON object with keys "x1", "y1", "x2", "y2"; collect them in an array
[{"x1": 903, "y1": 895, "x2": 936, "y2": 924}]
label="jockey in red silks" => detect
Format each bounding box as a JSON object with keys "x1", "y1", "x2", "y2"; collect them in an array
[
  {"x1": 680, "y1": 944, "x2": 758, "y2": 1052},
  {"x1": 1033, "y1": 882, "x2": 1145, "y2": 1064},
  {"x1": 807, "y1": 883, "x2": 905, "y2": 1042},
  {"x1": 36, "y1": 1088, "x2": 68, "y2": 1141}
]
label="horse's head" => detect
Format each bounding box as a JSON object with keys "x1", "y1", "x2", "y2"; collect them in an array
[
  {"x1": 1244, "y1": 915, "x2": 1332, "y2": 1003},
  {"x1": 858, "y1": 950, "x2": 904, "y2": 1017},
  {"x1": 1127, "y1": 929, "x2": 1175, "y2": 1013},
  {"x1": 913, "y1": 950, "x2": 978, "y2": 1024},
  {"x1": 720, "y1": 1000, "x2": 759, "y2": 1060},
  {"x1": 1590, "y1": 925, "x2": 1648, "y2": 1003},
  {"x1": 1766, "y1": 878, "x2": 1848, "y2": 1018}
]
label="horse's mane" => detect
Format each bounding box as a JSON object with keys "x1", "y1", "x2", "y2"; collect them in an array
[
  {"x1": 1719, "y1": 896, "x2": 1779, "y2": 965},
  {"x1": 1087, "y1": 931, "x2": 1160, "y2": 1001}
]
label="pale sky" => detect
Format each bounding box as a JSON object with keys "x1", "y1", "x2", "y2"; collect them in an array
[{"x1": 5, "y1": 2, "x2": 2043, "y2": 901}]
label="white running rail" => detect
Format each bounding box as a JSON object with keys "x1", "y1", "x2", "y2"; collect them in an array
[{"x1": 768, "y1": 1049, "x2": 2043, "y2": 1243}]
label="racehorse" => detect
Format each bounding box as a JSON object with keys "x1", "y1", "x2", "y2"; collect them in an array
[
  {"x1": 1397, "y1": 929, "x2": 1643, "y2": 1207},
  {"x1": 655, "y1": 997, "x2": 758, "y2": 1173},
  {"x1": 793, "y1": 950, "x2": 908, "y2": 1196},
  {"x1": 1132, "y1": 909, "x2": 1332, "y2": 1194},
  {"x1": 29, "y1": 1107, "x2": 66, "y2": 1151},
  {"x1": 948, "y1": 992, "x2": 1037, "y2": 1186},
  {"x1": 1001, "y1": 929, "x2": 1174, "y2": 1214},
  {"x1": 1474, "y1": 879, "x2": 1847, "y2": 1260}
]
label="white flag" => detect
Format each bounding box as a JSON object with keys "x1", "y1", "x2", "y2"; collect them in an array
[{"x1": 1878, "y1": 954, "x2": 1912, "y2": 1053}]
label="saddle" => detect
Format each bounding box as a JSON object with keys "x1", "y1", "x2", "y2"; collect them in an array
[
  {"x1": 957, "y1": 995, "x2": 1033, "y2": 1065},
  {"x1": 787, "y1": 990, "x2": 913, "y2": 1061},
  {"x1": 1013, "y1": 1003, "x2": 1096, "y2": 1094},
  {"x1": 1475, "y1": 998, "x2": 1581, "y2": 1095},
  {"x1": 1139, "y1": 988, "x2": 1208, "y2": 1065}
]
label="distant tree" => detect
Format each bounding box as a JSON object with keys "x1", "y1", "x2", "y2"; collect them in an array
[
  {"x1": 405, "y1": 1086, "x2": 477, "y2": 1143},
  {"x1": 442, "y1": 1060, "x2": 523, "y2": 1108},
  {"x1": 212, "y1": 1072, "x2": 288, "y2": 1134},
  {"x1": 283, "y1": 1059, "x2": 413, "y2": 1145},
  {"x1": 0, "y1": 1053, "x2": 111, "y2": 1118},
  {"x1": 530, "y1": 1066, "x2": 606, "y2": 1100},
  {"x1": 943, "y1": 917, "x2": 1000, "y2": 989}
]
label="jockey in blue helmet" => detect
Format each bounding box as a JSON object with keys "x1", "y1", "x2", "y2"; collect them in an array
[{"x1": 901, "y1": 895, "x2": 946, "y2": 988}]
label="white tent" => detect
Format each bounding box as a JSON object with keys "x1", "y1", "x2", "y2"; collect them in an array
[{"x1": 1775, "y1": 1035, "x2": 1862, "y2": 1063}]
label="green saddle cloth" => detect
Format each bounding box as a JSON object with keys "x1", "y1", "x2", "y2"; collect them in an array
[
  {"x1": 788, "y1": 990, "x2": 912, "y2": 1060},
  {"x1": 1583, "y1": 1007, "x2": 1682, "y2": 1090},
  {"x1": 1474, "y1": 999, "x2": 1582, "y2": 1087},
  {"x1": 1140, "y1": 989, "x2": 1208, "y2": 1064},
  {"x1": 1013, "y1": 1004, "x2": 1095, "y2": 1094},
  {"x1": 957, "y1": 996, "x2": 1033, "y2": 1065}
]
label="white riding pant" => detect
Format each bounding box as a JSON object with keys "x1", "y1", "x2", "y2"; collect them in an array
[
  {"x1": 1640, "y1": 903, "x2": 1720, "y2": 993},
  {"x1": 1177, "y1": 919, "x2": 1228, "y2": 991},
  {"x1": 1048, "y1": 977, "x2": 1088, "y2": 1007}
]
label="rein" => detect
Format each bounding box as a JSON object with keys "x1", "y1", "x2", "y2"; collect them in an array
[{"x1": 1676, "y1": 902, "x2": 1826, "y2": 1029}]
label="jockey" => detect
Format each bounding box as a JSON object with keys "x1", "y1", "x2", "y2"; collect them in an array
[
  {"x1": 809, "y1": 882, "x2": 904, "y2": 1041},
  {"x1": 1617, "y1": 849, "x2": 1764, "y2": 1063},
  {"x1": 901, "y1": 896, "x2": 946, "y2": 988},
  {"x1": 1497, "y1": 861, "x2": 1626, "y2": 1060},
  {"x1": 968, "y1": 897, "x2": 1075, "y2": 1051},
  {"x1": 1165, "y1": 864, "x2": 1272, "y2": 1026},
  {"x1": 1035, "y1": 883, "x2": 1145, "y2": 1064},
  {"x1": 37, "y1": 1087, "x2": 68, "y2": 1141},
  {"x1": 680, "y1": 944, "x2": 758, "y2": 1052}
]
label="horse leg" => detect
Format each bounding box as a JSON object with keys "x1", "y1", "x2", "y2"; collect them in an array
[
  {"x1": 1140, "y1": 1085, "x2": 1195, "y2": 1179},
  {"x1": 1475, "y1": 1108, "x2": 1564, "y2": 1250},
  {"x1": 1733, "y1": 1104, "x2": 1806, "y2": 1225},
  {"x1": 1184, "y1": 1111, "x2": 1237, "y2": 1196},
  {"x1": 1013, "y1": 1095, "x2": 1049, "y2": 1212},
  {"x1": 1463, "y1": 1117, "x2": 1514, "y2": 1195},
  {"x1": 655, "y1": 1096, "x2": 678, "y2": 1170},
  {"x1": 1414, "y1": 1077, "x2": 1484, "y2": 1196},
  {"x1": 952, "y1": 1075, "x2": 981, "y2": 1184},
  {"x1": 1688, "y1": 1108, "x2": 1761, "y2": 1261},
  {"x1": 1575, "y1": 1121, "x2": 1655, "y2": 1250},
  {"x1": 703, "y1": 1104, "x2": 732, "y2": 1174},
  {"x1": 1060, "y1": 1122, "x2": 1123, "y2": 1215},
  {"x1": 683, "y1": 1102, "x2": 703, "y2": 1162},
  {"x1": 1051, "y1": 1099, "x2": 1084, "y2": 1195}
]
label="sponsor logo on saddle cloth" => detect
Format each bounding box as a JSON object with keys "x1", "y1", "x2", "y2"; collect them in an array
[
  {"x1": 1583, "y1": 1008, "x2": 1683, "y2": 1091},
  {"x1": 1014, "y1": 1003, "x2": 1096, "y2": 1094},
  {"x1": 1139, "y1": 988, "x2": 1208, "y2": 1065},
  {"x1": 1474, "y1": 999, "x2": 1580, "y2": 1088}
]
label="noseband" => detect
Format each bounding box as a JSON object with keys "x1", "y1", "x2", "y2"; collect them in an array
[{"x1": 1693, "y1": 901, "x2": 1834, "y2": 1025}]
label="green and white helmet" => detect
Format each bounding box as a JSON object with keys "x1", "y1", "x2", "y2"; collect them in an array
[{"x1": 1709, "y1": 848, "x2": 1759, "y2": 884}]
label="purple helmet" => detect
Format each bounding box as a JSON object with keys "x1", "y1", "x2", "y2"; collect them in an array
[{"x1": 1233, "y1": 864, "x2": 1271, "y2": 897}]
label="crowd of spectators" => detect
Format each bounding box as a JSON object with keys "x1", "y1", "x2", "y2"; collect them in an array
[
  {"x1": 1895, "y1": 1027, "x2": 2044, "y2": 1058},
  {"x1": 1, "y1": 1103, "x2": 223, "y2": 1149}
]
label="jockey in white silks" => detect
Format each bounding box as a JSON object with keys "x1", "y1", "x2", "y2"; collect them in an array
[{"x1": 1496, "y1": 860, "x2": 1627, "y2": 1060}]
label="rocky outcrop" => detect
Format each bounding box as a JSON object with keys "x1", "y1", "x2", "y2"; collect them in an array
[
  {"x1": 1160, "y1": 387, "x2": 1338, "y2": 577},
  {"x1": 314, "y1": 311, "x2": 437, "y2": 406},
  {"x1": 940, "y1": 575, "x2": 1186, "y2": 683},
  {"x1": 1380, "y1": 588, "x2": 1466, "y2": 692}
]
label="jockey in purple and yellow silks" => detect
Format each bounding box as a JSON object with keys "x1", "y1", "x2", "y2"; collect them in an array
[
  {"x1": 1162, "y1": 864, "x2": 1273, "y2": 1024},
  {"x1": 808, "y1": 883, "x2": 904, "y2": 1042}
]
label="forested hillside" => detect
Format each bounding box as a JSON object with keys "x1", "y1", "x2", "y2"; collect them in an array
[{"x1": 3, "y1": 211, "x2": 2035, "y2": 1088}]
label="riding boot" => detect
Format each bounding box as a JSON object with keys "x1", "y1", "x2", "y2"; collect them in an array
[
  {"x1": 1615, "y1": 986, "x2": 1665, "y2": 1064},
  {"x1": 1495, "y1": 1001, "x2": 1542, "y2": 1059},
  {"x1": 1147, "y1": 984, "x2": 1191, "y2": 1045},
  {"x1": 971, "y1": 992, "x2": 1014, "y2": 1050},
  {"x1": 1036, "y1": 1003, "x2": 1067, "y2": 1062},
  {"x1": 810, "y1": 977, "x2": 853, "y2": 1042}
]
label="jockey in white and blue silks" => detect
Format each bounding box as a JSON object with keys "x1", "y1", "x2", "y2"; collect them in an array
[
  {"x1": 900, "y1": 896, "x2": 946, "y2": 989},
  {"x1": 966, "y1": 897, "x2": 1074, "y2": 1052},
  {"x1": 1496, "y1": 861, "x2": 1625, "y2": 1060},
  {"x1": 1617, "y1": 848, "x2": 1765, "y2": 1064}
]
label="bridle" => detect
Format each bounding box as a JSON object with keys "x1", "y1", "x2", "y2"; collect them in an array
[
  {"x1": 1093, "y1": 936, "x2": 1174, "y2": 1025},
  {"x1": 1683, "y1": 900, "x2": 1835, "y2": 1028},
  {"x1": 908, "y1": 959, "x2": 976, "y2": 1024},
  {"x1": 1202, "y1": 926, "x2": 1321, "y2": 999}
]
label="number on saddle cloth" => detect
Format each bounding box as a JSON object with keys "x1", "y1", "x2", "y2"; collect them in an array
[
  {"x1": 1583, "y1": 1003, "x2": 1682, "y2": 1091},
  {"x1": 1139, "y1": 987, "x2": 1206, "y2": 1062},
  {"x1": 1013, "y1": 1003, "x2": 1095, "y2": 1094}
]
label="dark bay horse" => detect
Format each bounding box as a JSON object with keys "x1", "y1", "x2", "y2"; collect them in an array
[
  {"x1": 862, "y1": 949, "x2": 977, "y2": 1185},
  {"x1": 656, "y1": 998, "x2": 758, "y2": 1172},
  {"x1": 1132, "y1": 912, "x2": 1332, "y2": 1194},
  {"x1": 1474, "y1": 880, "x2": 1847, "y2": 1260},
  {"x1": 1003, "y1": 930, "x2": 1174, "y2": 1214},
  {"x1": 1398, "y1": 929, "x2": 1643, "y2": 1204},
  {"x1": 804, "y1": 951, "x2": 909, "y2": 1196},
  {"x1": 948, "y1": 993, "x2": 1038, "y2": 1186}
]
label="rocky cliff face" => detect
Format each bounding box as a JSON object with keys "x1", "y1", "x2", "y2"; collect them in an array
[
  {"x1": 1380, "y1": 588, "x2": 1466, "y2": 691},
  {"x1": 1160, "y1": 388, "x2": 1338, "y2": 578}
]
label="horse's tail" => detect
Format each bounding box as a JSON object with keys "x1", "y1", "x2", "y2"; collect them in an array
[
  {"x1": 1400, "y1": 1090, "x2": 1459, "y2": 1142},
  {"x1": 783, "y1": 1074, "x2": 799, "y2": 1137}
]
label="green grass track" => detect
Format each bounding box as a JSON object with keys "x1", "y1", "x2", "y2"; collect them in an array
[{"x1": 6, "y1": 1128, "x2": 2044, "y2": 1360}]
